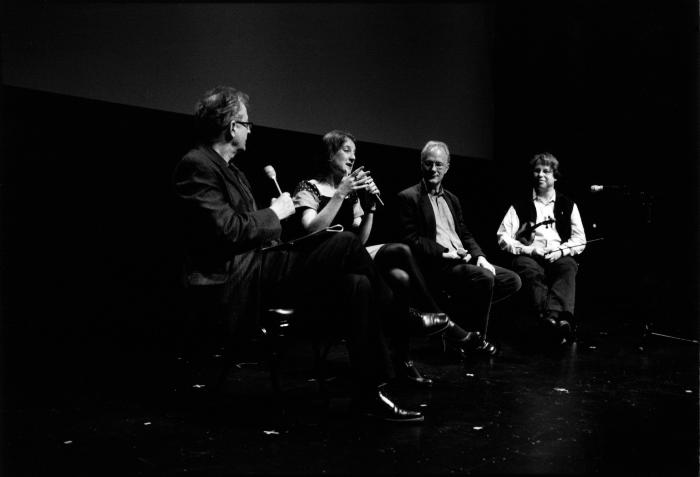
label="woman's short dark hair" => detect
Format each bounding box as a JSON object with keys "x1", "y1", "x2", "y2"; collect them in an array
[
  {"x1": 322, "y1": 130, "x2": 355, "y2": 159},
  {"x1": 194, "y1": 86, "x2": 250, "y2": 143},
  {"x1": 530, "y1": 152, "x2": 561, "y2": 178}
]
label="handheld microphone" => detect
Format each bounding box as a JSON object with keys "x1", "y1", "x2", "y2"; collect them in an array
[
  {"x1": 350, "y1": 166, "x2": 384, "y2": 207},
  {"x1": 263, "y1": 165, "x2": 283, "y2": 195},
  {"x1": 590, "y1": 184, "x2": 629, "y2": 193}
]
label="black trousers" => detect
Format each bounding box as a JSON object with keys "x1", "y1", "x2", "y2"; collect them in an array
[
  {"x1": 510, "y1": 255, "x2": 578, "y2": 318},
  {"x1": 184, "y1": 232, "x2": 396, "y2": 393},
  {"x1": 279, "y1": 231, "x2": 396, "y2": 388},
  {"x1": 425, "y1": 260, "x2": 522, "y2": 337}
]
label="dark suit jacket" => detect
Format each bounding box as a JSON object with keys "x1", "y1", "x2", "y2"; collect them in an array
[
  {"x1": 172, "y1": 145, "x2": 282, "y2": 317},
  {"x1": 396, "y1": 181, "x2": 485, "y2": 267}
]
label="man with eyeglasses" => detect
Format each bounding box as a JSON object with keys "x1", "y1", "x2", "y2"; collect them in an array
[
  {"x1": 172, "y1": 85, "x2": 424, "y2": 422},
  {"x1": 396, "y1": 141, "x2": 521, "y2": 359}
]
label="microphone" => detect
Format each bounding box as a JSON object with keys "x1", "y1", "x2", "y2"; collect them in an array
[
  {"x1": 590, "y1": 184, "x2": 630, "y2": 193},
  {"x1": 349, "y1": 165, "x2": 384, "y2": 207},
  {"x1": 263, "y1": 165, "x2": 283, "y2": 195}
]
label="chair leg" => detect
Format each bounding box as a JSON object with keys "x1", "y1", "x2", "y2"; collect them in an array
[{"x1": 263, "y1": 308, "x2": 295, "y2": 394}]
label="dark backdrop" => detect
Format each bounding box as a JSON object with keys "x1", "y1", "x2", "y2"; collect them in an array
[
  {"x1": 0, "y1": 0, "x2": 697, "y2": 400},
  {"x1": 1, "y1": 2, "x2": 495, "y2": 159}
]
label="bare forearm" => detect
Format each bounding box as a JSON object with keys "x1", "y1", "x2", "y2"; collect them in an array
[
  {"x1": 357, "y1": 212, "x2": 374, "y2": 244},
  {"x1": 301, "y1": 194, "x2": 345, "y2": 233}
]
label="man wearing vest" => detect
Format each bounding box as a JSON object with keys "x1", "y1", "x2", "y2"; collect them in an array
[
  {"x1": 497, "y1": 152, "x2": 587, "y2": 343},
  {"x1": 397, "y1": 141, "x2": 522, "y2": 359}
]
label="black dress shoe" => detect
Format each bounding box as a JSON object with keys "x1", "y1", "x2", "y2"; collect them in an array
[
  {"x1": 443, "y1": 331, "x2": 498, "y2": 359},
  {"x1": 473, "y1": 338, "x2": 499, "y2": 356},
  {"x1": 408, "y1": 308, "x2": 450, "y2": 336},
  {"x1": 396, "y1": 360, "x2": 433, "y2": 387},
  {"x1": 541, "y1": 313, "x2": 570, "y2": 345},
  {"x1": 354, "y1": 390, "x2": 425, "y2": 422},
  {"x1": 557, "y1": 319, "x2": 572, "y2": 343},
  {"x1": 542, "y1": 316, "x2": 558, "y2": 329}
]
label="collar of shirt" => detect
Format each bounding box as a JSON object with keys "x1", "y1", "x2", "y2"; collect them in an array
[
  {"x1": 532, "y1": 188, "x2": 556, "y2": 205},
  {"x1": 422, "y1": 179, "x2": 445, "y2": 197}
]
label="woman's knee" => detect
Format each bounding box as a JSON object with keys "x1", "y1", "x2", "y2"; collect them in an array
[
  {"x1": 330, "y1": 231, "x2": 363, "y2": 249},
  {"x1": 377, "y1": 242, "x2": 412, "y2": 263},
  {"x1": 387, "y1": 267, "x2": 410, "y2": 288}
]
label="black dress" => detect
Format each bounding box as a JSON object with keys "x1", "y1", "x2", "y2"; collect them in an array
[{"x1": 290, "y1": 179, "x2": 362, "y2": 236}]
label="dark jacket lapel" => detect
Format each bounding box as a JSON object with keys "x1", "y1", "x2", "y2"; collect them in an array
[
  {"x1": 417, "y1": 182, "x2": 437, "y2": 239},
  {"x1": 200, "y1": 145, "x2": 257, "y2": 210}
]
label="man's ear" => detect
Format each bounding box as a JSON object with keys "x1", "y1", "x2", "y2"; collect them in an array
[{"x1": 224, "y1": 121, "x2": 235, "y2": 142}]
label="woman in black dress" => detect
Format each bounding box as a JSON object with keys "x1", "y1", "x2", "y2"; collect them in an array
[{"x1": 292, "y1": 130, "x2": 452, "y2": 385}]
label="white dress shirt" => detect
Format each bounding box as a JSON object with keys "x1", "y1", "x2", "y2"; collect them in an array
[{"x1": 427, "y1": 186, "x2": 465, "y2": 254}]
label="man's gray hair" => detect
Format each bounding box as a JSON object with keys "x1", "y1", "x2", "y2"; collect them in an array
[{"x1": 420, "y1": 141, "x2": 450, "y2": 163}]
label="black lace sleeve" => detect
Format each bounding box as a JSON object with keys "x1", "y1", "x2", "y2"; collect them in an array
[{"x1": 292, "y1": 180, "x2": 321, "y2": 210}]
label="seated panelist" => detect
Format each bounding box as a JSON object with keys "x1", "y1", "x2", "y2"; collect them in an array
[
  {"x1": 291, "y1": 129, "x2": 452, "y2": 385},
  {"x1": 497, "y1": 152, "x2": 586, "y2": 343},
  {"x1": 396, "y1": 140, "x2": 522, "y2": 358}
]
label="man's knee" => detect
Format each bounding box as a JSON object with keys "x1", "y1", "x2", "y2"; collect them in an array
[
  {"x1": 512, "y1": 257, "x2": 543, "y2": 279},
  {"x1": 554, "y1": 257, "x2": 578, "y2": 275},
  {"x1": 473, "y1": 267, "x2": 495, "y2": 288},
  {"x1": 500, "y1": 269, "x2": 522, "y2": 293}
]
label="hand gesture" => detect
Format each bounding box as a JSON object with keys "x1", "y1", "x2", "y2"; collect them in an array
[
  {"x1": 361, "y1": 174, "x2": 380, "y2": 196},
  {"x1": 545, "y1": 249, "x2": 563, "y2": 263},
  {"x1": 336, "y1": 166, "x2": 369, "y2": 198},
  {"x1": 269, "y1": 192, "x2": 295, "y2": 220},
  {"x1": 476, "y1": 256, "x2": 496, "y2": 275},
  {"x1": 456, "y1": 247, "x2": 472, "y2": 263},
  {"x1": 355, "y1": 170, "x2": 380, "y2": 210},
  {"x1": 442, "y1": 250, "x2": 462, "y2": 260}
]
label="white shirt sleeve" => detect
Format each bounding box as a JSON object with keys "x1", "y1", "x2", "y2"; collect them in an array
[{"x1": 497, "y1": 206, "x2": 533, "y2": 256}]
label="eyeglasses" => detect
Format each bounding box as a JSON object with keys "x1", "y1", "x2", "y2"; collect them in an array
[
  {"x1": 422, "y1": 160, "x2": 448, "y2": 171},
  {"x1": 233, "y1": 120, "x2": 253, "y2": 131}
]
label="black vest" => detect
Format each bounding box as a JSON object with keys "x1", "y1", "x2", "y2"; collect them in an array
[{"x1": 512, "y1": 192, "x2": 574, "y2": 242}]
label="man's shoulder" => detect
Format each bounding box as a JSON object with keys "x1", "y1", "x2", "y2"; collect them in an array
[
  {"x1": 178, "y1": 146, "x2": 222, "y2": 171},
  {"x1": 173, "y1": 146, "x2": 221, "y2": 183},
  {"x1": 443, "y1": 188, "x2": 460, "y2": 203},
  {"x1": 181, "y1": 145, "x2": 212, "y2": 163},
  {"x1": 397, "y1": 183, "x2": 422, "y2": 199}
]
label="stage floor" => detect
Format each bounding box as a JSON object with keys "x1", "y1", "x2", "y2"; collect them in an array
[{"x1": 2, "y1": 316, "x2": 698, "y2": 476}]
